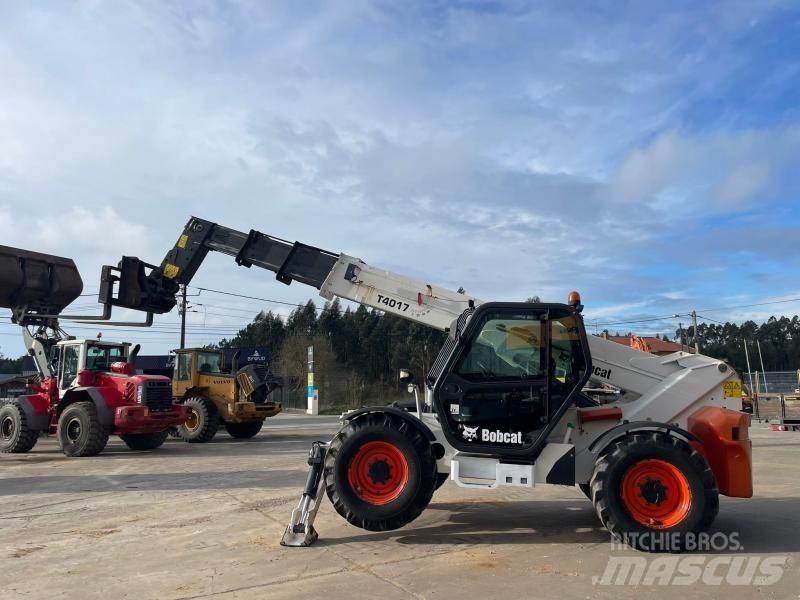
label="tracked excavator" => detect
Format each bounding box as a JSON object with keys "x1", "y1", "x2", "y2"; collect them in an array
[{"x1": 79, "y1": 217, "x2": 751, "y2": 550}]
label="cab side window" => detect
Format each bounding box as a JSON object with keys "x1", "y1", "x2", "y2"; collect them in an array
[
  {"x1": 60, "y1": 345, "x2": 80, "y2": 389},
  {"x1": 176, "y1": 354, "x2": 192, "y2": 381},
  {"x1": 455, "y1": 314, "x2": 544, "y2": 382}
]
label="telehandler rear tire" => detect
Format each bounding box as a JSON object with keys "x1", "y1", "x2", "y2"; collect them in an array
[
  {"x1": 324, "y1": 412, "x2": 437, "y2": 531},
  {"x1": 120, "y1": 430, "x2": 169, "y2": 450},
  {"x1": 58, "y1": 401, "x2": 109, "y2": 457},
  {"x1": 224, "y1": 420, "x2": 264, "y2": 439},
  {"x1": 0, "y1": 401, "x2": 39, "y2": 454},
  {"x1": 177, "y1": 397, "x2": 219, "y2": 443},
  {"x1": 590, "y1": 432, "x2": 718, "y2": 552}
]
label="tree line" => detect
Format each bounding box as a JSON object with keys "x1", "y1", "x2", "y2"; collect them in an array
[
  {"x1": 219, "y1": 301, "x2": 800, "y2": 407},
  {"x1": 218, "y1": 299, "x2": 447, "y2": 408},
  {"x1": 682, "y1": 316, "x2": 800, "y2": 375}
]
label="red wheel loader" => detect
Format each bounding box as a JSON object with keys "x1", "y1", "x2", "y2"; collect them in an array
[{"x1": 0, "y1": 245, "x2": 189, "y2": 457}]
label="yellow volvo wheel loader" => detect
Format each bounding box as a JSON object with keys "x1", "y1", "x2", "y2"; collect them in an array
[{"x1": 173, "y1": 348, "x2": 282, "y2": 442}]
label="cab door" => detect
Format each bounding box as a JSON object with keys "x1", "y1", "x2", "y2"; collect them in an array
[
  {"x1": 58, "y1": 343, "x2": 81, "y2": 396},
  {"x1": 433, "y1": 302, "x2": 590, "y2": 459},
  {"x1": 172, "y1": 352, "x2": 194, "y2": 399}
]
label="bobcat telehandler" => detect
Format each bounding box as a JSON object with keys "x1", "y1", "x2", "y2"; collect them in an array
[
  {"x1": 0, "y1": 245, "x2": 189, "y2": 456},
  {"x1": 172, "y1": 347, "x2": 282, "y2": 442},
  {"x1": 93, "y1": 217, "x2": 752, "y2": 551}
]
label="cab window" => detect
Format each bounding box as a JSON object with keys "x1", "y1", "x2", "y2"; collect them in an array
[
  {"x1": 455, "y1": 314, "x2": 544, "y2": 382},
  {"x1": 60, "y1": 345, "x2": 80, "y2": 389},
  {"x1": 197, "y1": 352, "x2": 222, "y2": 374},
  {"x1": 85, "y1": 344, "x2": 126, "y2": 371},
  {"x1": 549, "y1": 314, "x2": 586, "y2": 412},
  {"x1": 176, "y1": 353, "x2": 192, "y2": 381}
]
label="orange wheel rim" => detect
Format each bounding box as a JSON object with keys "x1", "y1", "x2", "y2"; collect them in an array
[
  {"x1": 185, "y1": 409, "x2": 200, "y2": 432},
  {"x1": 347, "y1": 441, "x2": 409, "y2": 506},
  {"x1": 621, "y1": 459, "x2": 692, "y2": 529}
]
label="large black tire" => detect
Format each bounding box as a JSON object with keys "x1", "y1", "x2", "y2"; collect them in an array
[
  {"x1": 57, "y1": 401, "x2": 109, "y2": 457},
  {"x1": 324, "y1": 412, "x2": 437, "y2": 531},
  {"x1": 224, "y1": 420, "x2": 264, "y2": 439},
  {"x1": 590, "y1": 432, "x2": 719, "y2": 552},
  {"x1": 177, "y1": 397, "x2": 218, "y2": 443},
  {"x1": 120, "y1": 430, "x2": 169, "y2": 450},
  {"x1": 0, "y1": 401, "x2": 39, "y2": 454}
]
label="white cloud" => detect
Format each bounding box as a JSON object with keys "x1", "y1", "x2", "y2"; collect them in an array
[
  {"x1": 0, "y1": 1, "x2": 798, "y2": 355},
  {"x1": 611, "y1": 128, "x2": 800, "y2": 212}
]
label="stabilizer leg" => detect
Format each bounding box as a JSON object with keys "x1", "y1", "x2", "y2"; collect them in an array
[{"x1": 280, "y1": 441, "x2": 329, "y2": 547}]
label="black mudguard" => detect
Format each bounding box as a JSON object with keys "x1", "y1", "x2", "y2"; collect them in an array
[{"x1": 343, "y1": 405, "x2": 437, "y2": 442}]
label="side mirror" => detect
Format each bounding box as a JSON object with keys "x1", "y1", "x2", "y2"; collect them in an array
[{"x1": 399, "y1": 368, "x2": 414, "y2": 384}]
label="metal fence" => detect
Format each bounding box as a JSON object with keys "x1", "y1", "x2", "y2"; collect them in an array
[
  {"x1": 272, "y1": 385, "x2": 307, "y2": 411},
  {"x1": 741, "y1": 370, "x2": 800, "y2": 395},
  {"x1": 752, "y1": 393, "x2": 800, "y2": 422}
]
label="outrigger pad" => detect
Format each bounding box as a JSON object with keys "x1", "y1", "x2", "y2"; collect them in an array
[{"x1": 0, "y1": 245, "x2": 83, "y2": 317}]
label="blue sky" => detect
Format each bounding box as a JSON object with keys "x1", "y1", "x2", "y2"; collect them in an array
[{"x1": 1, "y1": 0, "x2": 799, "y2": 357}]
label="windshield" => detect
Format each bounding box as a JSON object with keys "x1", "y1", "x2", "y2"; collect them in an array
[
  {"x1": 85, "y1": 343, "x2": 127, "y2": 371},
  {"x1": 196, "y1": 352, "x2": 223, "y2": 374},
  {"x1": 455, "y1": 315, "x2": 544, "y2": 382}
]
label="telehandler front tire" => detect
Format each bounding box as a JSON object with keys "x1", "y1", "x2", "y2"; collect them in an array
[
  {"x1": 58, "y1": 401, "x2": 109, "y2": 457},
  {"x1": 224, "y1": 420, "x2": 264, "y2": 439},
  {"x1": 324, "y1": 412, "x2": 437, "y2": 531},
  {"x1": 120, "y1": 430, "x2": 169, "y2": 450},
  {"x1": 590, "y1": 432, "x2": 718, "y2": 552},
  {"x1": 0, "y1": 401, "x2": 39, "y2": 454},
  {"x1": 177, "y1": 397, "x2": 219, "y2": 443}
]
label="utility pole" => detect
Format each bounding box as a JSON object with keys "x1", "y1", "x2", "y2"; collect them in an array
[
  {"x1": 678, "y1": 322, "x2": 685, "y2": 352},
  {"x1": 757, "y1": 339, "x2": 769, "y2": 393},
  {"x1": 179, "y1": 284, "x2": 187, "y2": 350},
  {"x1": 743, "y1": 340, "x2": 755, "y2": 395},
  {"x1": 691, "y1": 310, "x2": 700, "y2": 354}
]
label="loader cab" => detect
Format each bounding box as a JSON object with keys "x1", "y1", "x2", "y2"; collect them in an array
[
  {"x1": 432, "y1": 302, "x2": 590, "y2": 458},
  {"x1": 54, "y1": 340, "x2": 130, "y2": 392},
  {"x1": 172, "y1": 349, "x2": 230, "y2": 399}
]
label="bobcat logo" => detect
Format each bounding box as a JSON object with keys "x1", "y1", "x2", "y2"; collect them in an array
[{"x1": 461, "y1": 425, "x2": 480, "y2": 441}]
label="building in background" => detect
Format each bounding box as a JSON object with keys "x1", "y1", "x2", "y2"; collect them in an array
[{"x1": 602, "y1": 333, "x2": 694, "y2": 356}]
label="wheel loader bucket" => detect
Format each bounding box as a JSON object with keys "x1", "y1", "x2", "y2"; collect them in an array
[{"x1": 0, "y1": 245, "x2": 83, "y2": 318}]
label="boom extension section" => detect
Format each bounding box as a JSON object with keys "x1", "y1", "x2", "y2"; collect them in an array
[{"x1": 103, "y1": 217, "x2": 480, "y2": 331}]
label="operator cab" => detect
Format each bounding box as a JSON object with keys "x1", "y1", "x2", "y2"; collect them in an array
[
  {"x1": 432, "y1": 302, "x2": 590, "y2": 458},
  {"x1": 53, "y1": 340, "x2": 130, "y2": 392},
  {"x1": 172, "y1": 348, "x2": 228, "y2": 399}
]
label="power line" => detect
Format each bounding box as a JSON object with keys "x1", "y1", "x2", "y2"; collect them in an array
[
  {"x1": 695, "y1": 297, "x2": 800, "y2": 313},
  {"x1": 591, "y1": 297, "x2": 800, "y2": 328},
  {"x1": 191, "y1": 286, "x2": 328, "y2": 312},
  {"x1": 696, "y1": 314, "x2": 728, "y2": 325}
]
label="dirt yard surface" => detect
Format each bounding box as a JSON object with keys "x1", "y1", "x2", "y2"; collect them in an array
[{"x1": 2, "y1": 415, "x2": 798, "y2": 599}]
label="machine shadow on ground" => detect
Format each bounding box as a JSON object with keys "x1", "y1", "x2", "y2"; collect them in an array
[{"x1": 319, "y1": 496, "x2": 800, "y2": 555}]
